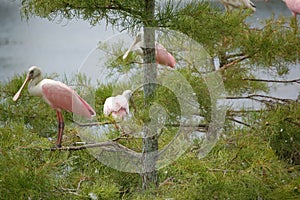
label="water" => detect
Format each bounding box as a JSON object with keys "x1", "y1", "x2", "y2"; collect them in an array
[
  {"x1": 0, "y1": 0, "x2": 116, "y2": 80},
  {"x1": 0, "y1": 0, "x2": 299, "y2": 101}
]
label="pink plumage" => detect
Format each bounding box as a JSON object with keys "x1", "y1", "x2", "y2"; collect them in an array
[
  {"x1": 155, "y1": 43, "x2": 176, "y2": 68},
  {"x1": 103, "y1": 90, "x2": 132, "y2": 119},
  {"x1": 41, "y1": 80, "x2": 95, "y2": 119},
  {"x1": 284, "y1": 0, "x2": 300, "y2": 17},
  {"x1": 123, "y1": 32, "x2": 176, "y2": 68},
  {"x1": 13, "y1": 66, "x2": 96, "y2": 147}
]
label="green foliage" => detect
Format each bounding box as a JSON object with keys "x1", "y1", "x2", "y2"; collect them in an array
[
  {"x1": 170, "y1": 1, "x2": 245, "y2": 53},
  {"x1": 95, "y1": 83, "x2": 114, "y2": 118},
  {"x1": 1, "y1": 72, "x2": 300, "y2": 199},
  {"x1": 179, "y1": 68, "x2": 212, "y2": 121},
  {"x1": 3, "y1": 0, "x2": 300, "y2": 198},
  {"x1": 240, "y1": 17, "x2": 299, "y2": 75},
  {"x1": 20, "y1": 0, "x2": 300, "y2": 95},
  {"x1": 0, "y1": 123, "x2": 60, "y2": 199},
  {"x1": 221, "y1": 66, "x2": 269, "y2": 95},
  {"x1": 21, "y1": 0, "x2": 146, "y2": 28},
  {"x1": 99, "y1": 40, "x2": 136, "y2": 74},
  {"x1": 258, "y1": 102, "x2": 300, "y2": 165},
  {"x1": 129, "y1": 128, "x2": 299, "y2": 199}
]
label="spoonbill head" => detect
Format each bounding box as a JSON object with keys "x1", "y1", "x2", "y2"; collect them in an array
[
  {"x1": 13, "y1": 66, "x2": 43, "y2": 101},
  {"x1": 13, "y1": 66, "x2": 96, "y2": 147},
  {"x1": 123, "y1": 32, "x2": 176, "y2": 68},
  {"x1": 122, "y1": 89, "x2": 133, "y2": 101},
  {"x1": 122, "y1": 33, "x2": 143, "y2": 60}
]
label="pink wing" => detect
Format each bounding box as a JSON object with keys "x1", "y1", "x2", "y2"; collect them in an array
[
  {"x1": 103, "y1": 95, "x2": 129, "y2": 118},
  {"x1": 284, "y1": 0, "x2": 300, "y2": 16},
  {"x1": 156, "y1": 43, "x2": 176, "y2": 68},
  {"x1": 41, "y1": 80, "x2": 96, "y2": 119},
  {"x1": 113, "y1": 95, "x2": 129, "y2": 114},
  {"x1": 112, "y1": 108, "x2": 127, "y2": 119}
]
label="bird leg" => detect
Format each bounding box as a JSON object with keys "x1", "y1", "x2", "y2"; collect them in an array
[
  {"x1": 112, "y1": 119, "x2": 120, "y2": 130},
  {"x1": 56, "y1": 111, "x2": 64, "y2": 148}
]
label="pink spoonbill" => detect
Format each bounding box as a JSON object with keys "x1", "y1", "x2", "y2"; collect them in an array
[
  {"x1": 123, "y1": 32, "x2": 176, "y2": 68},
  {"x1": 283, "y1": 0, "x2": 300, "y2": 18},
  {"x1": 103, "y1": 90, "x2": 132, "y2": 120},
  {"x1": 283, "y1": 0, "x2": 300, "y2": 31},
  {"x1": 13, "y1": 66, "x2": 96, "y2": 147},
  {"x1": 219, "y1": 0, "x2": 256, "y2": 12}
]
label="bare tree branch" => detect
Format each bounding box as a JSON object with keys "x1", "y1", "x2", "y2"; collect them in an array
[
  {"x1": 72, "y1": 121, "x2": 112, "y2": 127},
  {"x1": 50, "y1": 141, "x2": 140, "y2": 158},
  {"x1": 207, "y1": 168, "x2": 237, "y2": 173},
  {"x1": 226, "y1": 94, "x2": 296, "y2": 104},
  {"x1": 218, "y1": 54, "x2": 250, "y2": 71},
  {"x1": 72, "y1": 120, "x2": 209, "y2": 129},
  {"x1": 243, "y1": 78, "x2": 300, "y2": 84},
  {"x1": 227, "y1": 117, "x2": 252, "y2": 128},
  {"x1": 227, "y1": 109, "x2": 265, "y2": 115},
  {"x1": 284, "y1": 117, "x2": 300, "y2": 127},
  {"x1": 223, "y1": 52, "x2": 246, "y2": 60},
  {"x1": 165, "y1": 123, "x2": 208, "y2": 128},
  {"x1": 54, "y1": 177, "x2": 87, "y2": 197}
]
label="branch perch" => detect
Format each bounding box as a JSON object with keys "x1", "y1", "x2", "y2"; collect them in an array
[
  {"x1": 243, "y1": 78, "x2": 300, "y2": 84},
  {"x1": 51, "y1": 141, "x2": 140, "y2": 158},
  {"x1": 227, "y1": 117, "x2": 252, "y2": 128},
  {"x1": 226, "y1": 94, "x2": 296, "y2": 104},
  {"x1": 218, "y1": 55, "x2": 250, "y2": 71}
]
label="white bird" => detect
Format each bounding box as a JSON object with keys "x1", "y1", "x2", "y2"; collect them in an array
[
  {"x1": 219, "y1": 0, "x2": 256, "y2": 12},
  {"x1": 103, "y1": 90, "x2": 133, "y2": 119}
]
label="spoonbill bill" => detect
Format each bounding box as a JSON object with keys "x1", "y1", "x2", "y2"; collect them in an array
[
  {"x1": 219, "y1": 0, "x2": 256, "y2": 12},
  {"x1": 13, "y1": 66, "x2": 96, "y2": 147},
  {"x1": 103, "y1": 90, "x2": 132, "y2": 119},
  {"x1": 123, "y1": 32, "x2": 176, "y2": 68}
]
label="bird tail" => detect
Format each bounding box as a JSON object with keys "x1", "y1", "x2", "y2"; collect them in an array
[{"x1": 72, "y1": 93, "x2": 96, "y2": 119}]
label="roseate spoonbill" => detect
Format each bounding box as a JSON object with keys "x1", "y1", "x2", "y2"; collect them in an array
[
  {"x1": 13, "y1": 66, "x2": 96, "y2": 147},
  {"x1": 103, "y1": 90, "x2": 132, "y2": 119},
  {"x1": 283, "y1": 0, "x2": 300, "y2": 17},
  {"x1": 220, "y1": 0, "x2": 256, "y2": 12},
  {"x1": 123, "y1": 32, "x2": 176, "y2": 68},
  {"x1": 283, "y1": 0, "x2": 300, "y2": 31}
]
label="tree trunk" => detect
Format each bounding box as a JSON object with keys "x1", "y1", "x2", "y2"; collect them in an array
[{"x1": 141, "y1": 0, "x2": 158, "y2": 190}]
